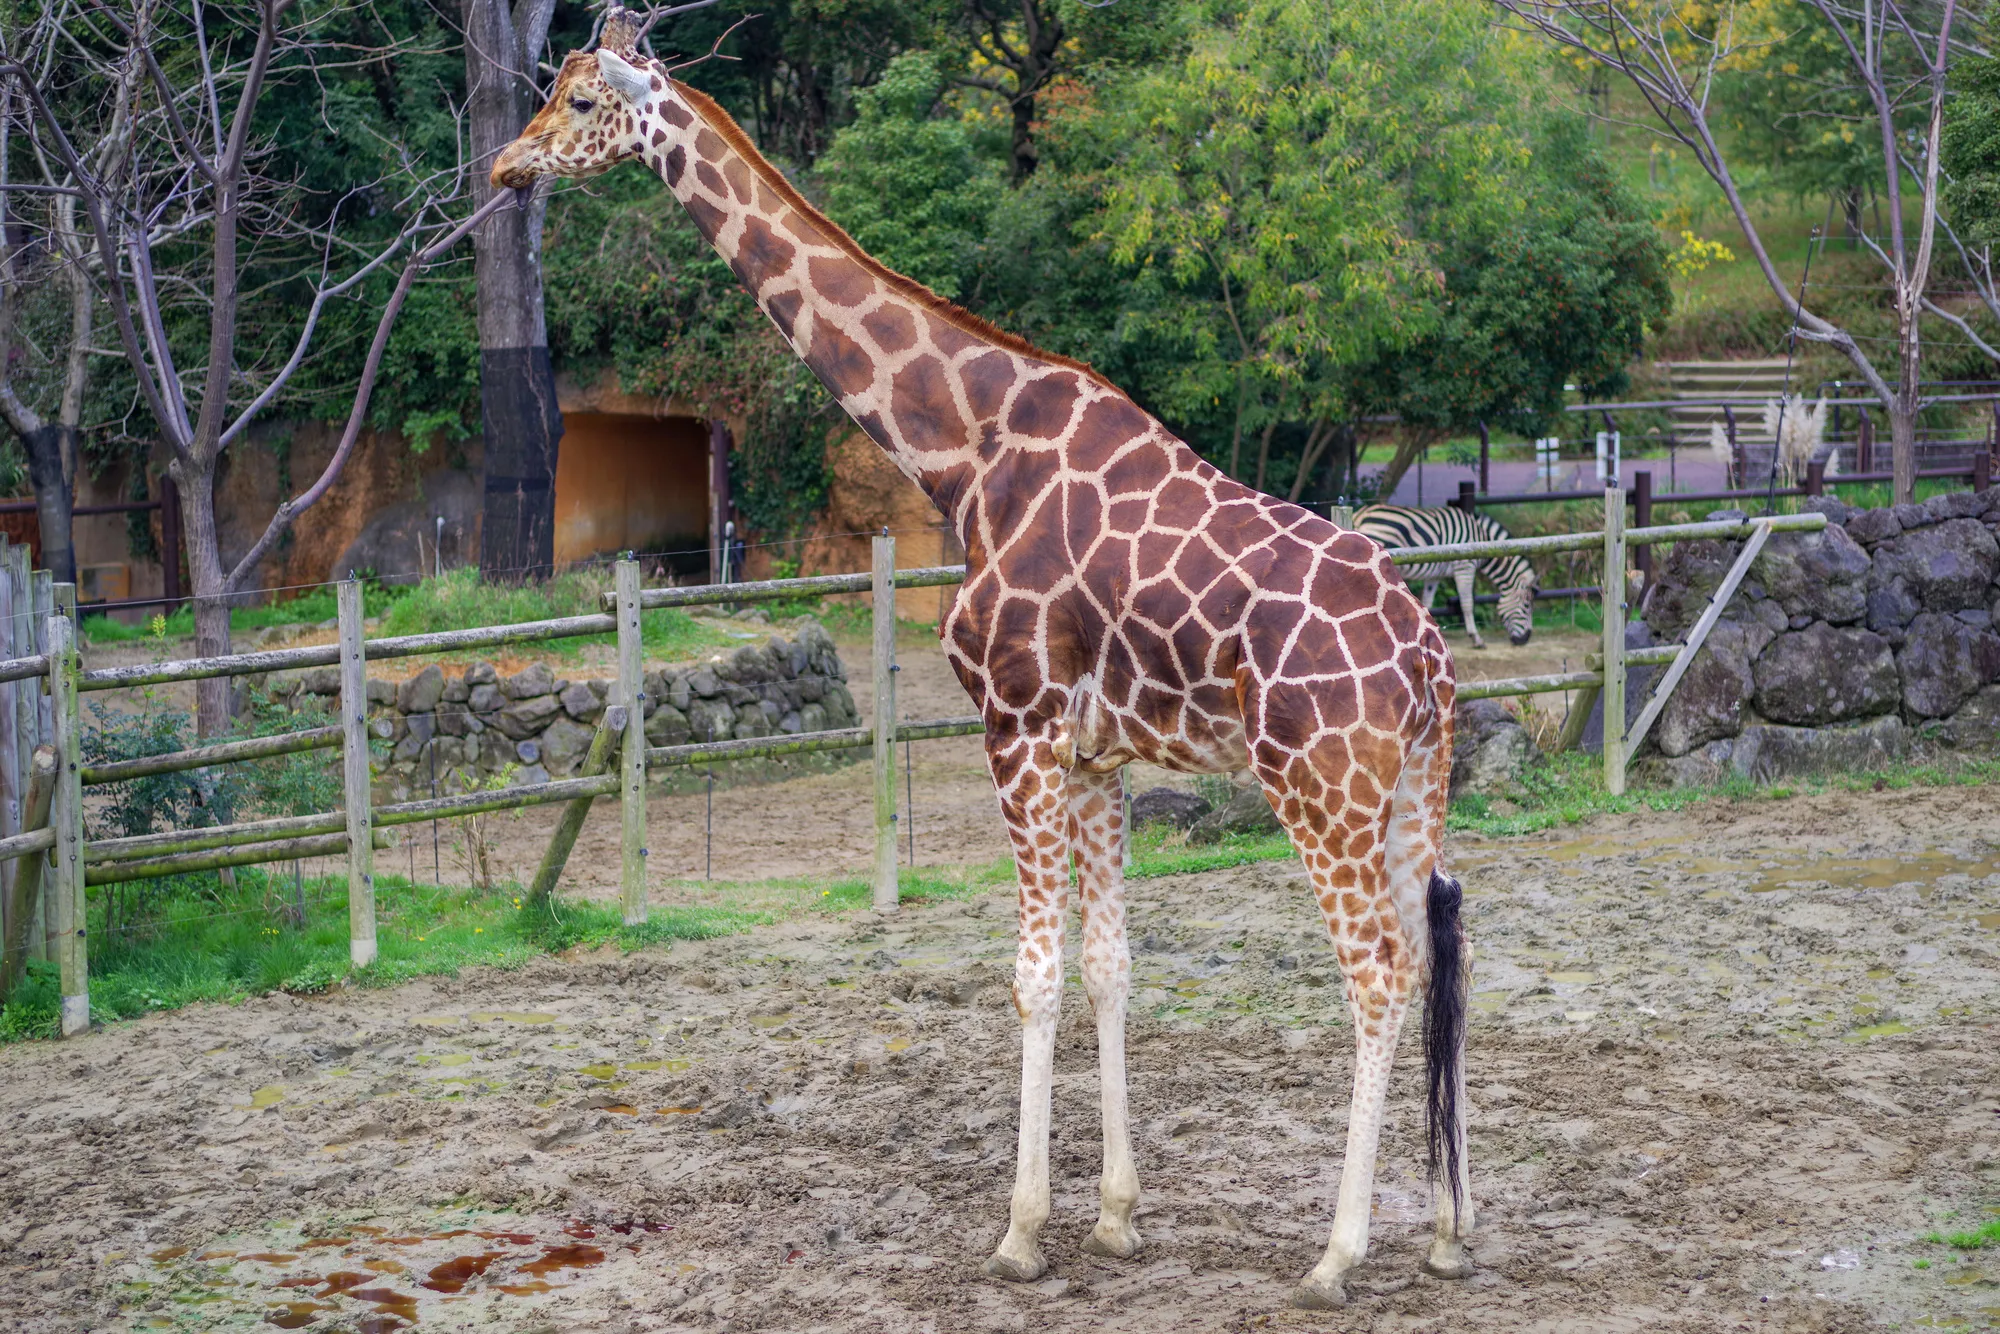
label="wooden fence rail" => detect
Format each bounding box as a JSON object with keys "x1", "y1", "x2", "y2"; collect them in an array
[{"x1": 4, "y1": 497, "x2": 1827, "y2": 1035}]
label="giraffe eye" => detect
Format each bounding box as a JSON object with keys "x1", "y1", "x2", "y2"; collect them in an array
[{"x1": 569, "y1": 96, "x2": 595, "y2": 114}]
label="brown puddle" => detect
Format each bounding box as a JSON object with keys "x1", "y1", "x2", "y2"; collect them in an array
[
  {"x1": 496, "y1": 1280, "x2": 557, "y2": 1295},
  {"x1": 420, "y1": 1252, "x2": 505, "y2": 1293},
  {"x1": 264, "y1": 1300, "x2": 332, "y2": 1328},
  {"x1": 562, "y1": 1221, "x2": 597, "y2": 1239},
  {"x1": 519, "y1": 1244, "x2": 605, "y2": 1277},
  {"x1": 148, "y1": 1247, "x2": 190, "y2": 1262},
  {"x1": 238, "y1": 1252, "x2": 299, "y2": 1264}
]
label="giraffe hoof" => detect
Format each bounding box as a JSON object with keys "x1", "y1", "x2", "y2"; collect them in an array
[
  {"x1": 1080, "y1": 1218, "x2": 1142, "y2": 1260},
  {"x1": 981, "y1": 1246, "x2": 1046, "y2": 1283},
  {"x1": 1290, "y1": 1276, "x2": 1347, "y2": 1309},
  {"x1": 1422, "y1": 1244, "x2": 1474, "y2": 1280}
]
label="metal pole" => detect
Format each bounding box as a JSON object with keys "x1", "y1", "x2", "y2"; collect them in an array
[
  {"x1": 1633, "y1": 470, "x2": 1653, "y2": 582},
  {"x1": 904, "y1": 734, "x2": 915, "y2": 865},
  {"x1": 47, "y1": 609, "x2": 85, "y2": 1036},
  {"x1": 337, "y1": 579, "x2": 376, "y2": 967},
  {"x1": 871, "y1": 533, "x2": 898, "y2": 912},
  {"x1": 1601, "y1": 485, "x2": 1628, "y2": 796},
  {"x1": 615, "y1": 557, "x2": 648, "y2": 925}
]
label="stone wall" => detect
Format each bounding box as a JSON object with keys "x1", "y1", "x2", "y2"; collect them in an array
[
  {"x1": 1637, "y1": 490, "x2": 2000, "y2": 784},
  {"x1": 278, "y1": 618, "x2": 859, "y2": 801}
]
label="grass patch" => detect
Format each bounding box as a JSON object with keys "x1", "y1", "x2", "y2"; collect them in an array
[
  {"x1": 1448, "y1": 748, "x2": 2000, "y2": 838},
  {"x1": 1925, "y1": 1219, "x2": 2000, "y2": 1251},
  {"x1": 378, "y1": 567, "x2": 729, "y2": 661},
  {"x1": 0, "y1": 867, "x2": 755, "y2": 1044}
]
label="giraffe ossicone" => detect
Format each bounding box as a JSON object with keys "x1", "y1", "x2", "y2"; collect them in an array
[{"x1": 494, "y1": 21, "x2": 1476, "y2": 1305}]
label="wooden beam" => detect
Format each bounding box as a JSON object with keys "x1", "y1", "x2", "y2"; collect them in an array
[
  {"x1": 527, "y1": 706, "x2": 628, "y2": 905},
  {"x1": 338, "y1": 580, "x2": 376, "y2": 968},
  {"x1": 872, "y1": 534, "x2": 898, "y2": 913},
  {"x1": 1626, "y1": 520, "x2": 1776, "y2": 759},
  {"x1": 82, "y1": 725, "x2": 341, "y2": 786},
  {"x1": 616, "y1": 559, "x2": 648, "y2": 927},
  {"x1": 0, "y1": 747, "x2": 57, "y2": 1004},
  {"x1": 47, "y1": 608, "x2": 86, "y2": 1036}
]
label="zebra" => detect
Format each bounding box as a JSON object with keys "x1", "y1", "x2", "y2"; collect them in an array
[{"x1": 1353, "y1": 503, "x2": 1538, "y2": 648}]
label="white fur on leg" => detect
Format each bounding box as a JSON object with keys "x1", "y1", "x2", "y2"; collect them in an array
[
  {"x1": 1297, "y1": 1005, "x2": 1411, "y2": 1306},
  {"x1": 1080, "y1": 956, "x2": 1140, "y2": 1257},
  {"x1": 1453, "y1": 564, "x2": 1484, "y2": 648}
]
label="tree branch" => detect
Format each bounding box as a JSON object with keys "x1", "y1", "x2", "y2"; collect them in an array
[{"x1": 223, "y1": 190, "x2": 515, "y2": 592}]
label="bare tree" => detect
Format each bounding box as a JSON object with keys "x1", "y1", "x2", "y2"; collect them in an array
[
  {"x1": 1493, "y1": 0, "x2": 1976, "y2": 504},
  {"x1": 1, "y1": 0, "x2": 505, "y2": 736}
]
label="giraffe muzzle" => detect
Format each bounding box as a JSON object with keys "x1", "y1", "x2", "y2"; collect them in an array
[{"x1": 489, "y1": 141, "x2": 542, "y2": 191}]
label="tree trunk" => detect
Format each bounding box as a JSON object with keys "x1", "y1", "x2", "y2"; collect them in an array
[
  {"x1": 463, "y1": 0, "x2": 563, "y2": 583},
  {"x1": 21, "y1": 424, "x2": 74, "y2": 585},
  {"x1": 180, "y1": 468, "x2": 235, "y2": 738},
  {"x1": 1890, "y1": 398, "x2": 1918, "y2": 506}
]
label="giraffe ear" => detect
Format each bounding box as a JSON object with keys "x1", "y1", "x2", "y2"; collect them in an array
[{"x1": 595, "y1": 49, "x2": 653, "y2": 105}]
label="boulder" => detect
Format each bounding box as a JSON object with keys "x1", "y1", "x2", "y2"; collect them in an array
[
  {"x1": 686, "y1": 667, "x2": 722, "y2": 699},
  {"x1": 1652, "y1": 619, "x2": 1771, "y2": 757},
  {"x1": 1189, "y1": 785, "x2": 1280, "y2": 843},
  {"x1": 644, "y1": 702, "x2": 692, "y2": 747},
  {"x1": 539, "y1": 717, "x2": 595, "y2": 774},
  {"x1": 1130, "y1": 787, "x2": 1213, "y2": 831},
  {"x1": 1752, "y1": 623, "x2": 1898, "y2": 725},
  {"x1": 732, "y1": 703, "x2": 774, "y2": 740},
  {"x1": 468, "y1": 682, "x2": 503, "y2": 717},
  {"x1": 686, "y1": 697, "x2": 734, "y2": 743},
  {"x1": 1865, "y1": 576, "x2": 1922, "y2": 642},
  {"x1": 512, "y1": 764, "x2": 551, "y2": 788},
  {"x1": 463, "y1": 661, "x2": 498, "y2": 687},
  {"x1": 1844, "y1": 506, "x2": 1902, "y2": 546},
  {"x1": 1729, "y1": 716, "x2": 1908, "y2": 783},
  {"x1": 559, "y1": 680, "x2": 603, "y2": 722},
  {"x1": 501, "y1": 662, "x2": 556, "y2": 700},
  {"x1": 1752, "y1": 524, "x2": 1869, "y2": 625},
  {"x1": 1934, "y1": 684, "x2": 2000, "y2": 752},
  {"x1": 302, "y1": 666, "x2": 341, "y2": 695},
  {"x1": 1450, "y1": 699, "x2": 1536, "y2": 797},
  {"x1": 494, "y1": 693, "x2": 562, "y2": 739},
  {"x1": 799, "y1": 702, "x2": 829, "y2": 733},
  {"x1": 442, "y1": 675, "x2": 471, "y2": 704},
  {"x1": 515, "y1": 739, "x2": 540, "y2": 764},
  {"x1": 1642, "y1": 540, "x2": 1736, "y2": 641},
  {"x1": 1871, "y1": 518, "x2": 1999, "y2": 613},
  {"x1": 824, "y1": 682, "x2": 859, "y2": 726},
  {"x1": 1924, "y1": 489, "x2": 1989, "y2": 523},
  {"x1": 397, "y1": 664, "x2": 445, "y2": 715},
  {"x1": 1579, "y1": 623, "x2": 1658, "y2": 751},
  {"x1": 1895, "y1": 612, "x2": 2000, "y2": 718},
  {"x1": 365, "y1": 678, "x2": 396, "y2": 707}
]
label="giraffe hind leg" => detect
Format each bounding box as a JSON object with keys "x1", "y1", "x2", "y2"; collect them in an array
[{"x1": 1069, "y1": 767, "x2": 1143, "y2": 1261}]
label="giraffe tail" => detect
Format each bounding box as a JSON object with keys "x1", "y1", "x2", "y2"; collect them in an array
[{"x1": 1423, "y1": 867, "x2": 1467, "y2": 1216}]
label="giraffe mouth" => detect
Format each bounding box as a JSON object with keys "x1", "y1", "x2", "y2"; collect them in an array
[{"x1": 490, "y1": 139, "x2": 546, "y2": 191}]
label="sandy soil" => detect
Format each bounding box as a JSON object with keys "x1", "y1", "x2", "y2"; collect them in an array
[{"x1": 2, "y1": 780, "x2": 1996, "y2": 1333}]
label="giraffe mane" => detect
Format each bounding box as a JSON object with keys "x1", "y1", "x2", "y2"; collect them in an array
[{"x1": 673, "y1": 82, "x2": 1118, "y2": 391}]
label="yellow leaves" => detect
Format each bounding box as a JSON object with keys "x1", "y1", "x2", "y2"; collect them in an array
[{"x1": 1669, "y1": 229, "x2": 1735, "y2": 279}]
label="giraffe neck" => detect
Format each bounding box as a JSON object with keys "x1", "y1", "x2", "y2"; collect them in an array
[{"x1": 629, "y1": 79, "x2": 1108, "y2": 524}]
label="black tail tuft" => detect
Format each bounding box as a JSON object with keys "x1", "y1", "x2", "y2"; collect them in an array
[{"x1": 1424, "y1": 868, "x2": 1467, "y2": 1217}]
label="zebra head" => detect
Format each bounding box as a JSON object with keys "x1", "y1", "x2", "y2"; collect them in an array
[{"x1": 1491, "y1": 555, "x2": 1537, "y2": 645}]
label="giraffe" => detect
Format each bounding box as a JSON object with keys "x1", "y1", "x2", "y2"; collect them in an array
[{"x1": 492, "y1": 21, "x2": 1474, "y2": 1307}]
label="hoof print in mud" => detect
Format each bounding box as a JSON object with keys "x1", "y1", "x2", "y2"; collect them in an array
[{"x1": 1290, "y1": 1277, "x2": 1347, "y2": 1309}]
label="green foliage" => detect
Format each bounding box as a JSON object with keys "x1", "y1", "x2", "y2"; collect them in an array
[
  {"x1": 84, "y1": 700, "x2": 239, "y2": 840},
  {"x1": 819, "y1": 52, "x2": 1004, "y2": 299},
  {"x1": 377, "y1": 566, "x2": 727, "y2": 660},
  {"x1": 1943, "y1": 55, "x2": 2000, "y2": 247}
]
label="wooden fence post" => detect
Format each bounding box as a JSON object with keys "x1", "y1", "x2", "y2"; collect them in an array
[
  {"x1": 0, "y1": 538, "x2": 15, "y2": 967},
  {"x1": 528, "y1": 705, "x2": 628, "y2": 905},
  {"x1": 872, "y1": 533, "x2": 899, "y2": 912},
  {"x1": 1477, "y1": 420, "x2": 1489, "y2": 494},
  {"x1": 1974, "y1": 452, "x2": 1991, "y2": 495},
  {"x1": 47, "y1": 609, "x2": 86, "y2": 1036},
  {"x1": 1857, "y1": 409, "x2": 1874, "y2": 474},
  {"x1": 1601, "y1": 485, "x2": 1628, "y2": 796},
  {"x1": 13, "y1": 549, "x2": 42, "y2": 963},
  {"x1": 1808, "y1": 458, "x2": 1829, "y2": 496},
  {"x1": 1633, "y1": 470, "x2": 1653, "y2": 582},
  {"x1": 337, "y1": 579, "x2": 376, "y2": 967},
  {"x1": 1723, "y1": 406, "x2": 1741, "y2": 488},
  {"x1": 616, "y1": 558, "x2": 649, "y2": 926}
]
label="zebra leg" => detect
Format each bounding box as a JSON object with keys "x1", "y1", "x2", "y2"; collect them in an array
[{"x1": 1455, "y1": 563, "x2": 1484, "y2": 649}]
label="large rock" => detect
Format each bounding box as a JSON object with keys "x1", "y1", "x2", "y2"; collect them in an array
[
  {"x1": 1752, "y1": 524, "x2": 1870, "y2": 625},
  {"x1": 494, "y1": 693, "x2": 562, "y2": 739},
  {"x1": 468, "y1": 682, "x2": 503, "y2": 717},
  {"x1": 397, "y1": 664, "x2": 445, "y2": 715},
  {"x1": 1450, "y1": 699, "x2": 1536, "y2": 797},
  {"x1": 645, "y1": 702, "x2": 692, "y2": 747},
  {"x1": 1870, "y1": 518, "x2": 1999, "y2": 613},
  {"x1": 1730, "y1": 716, "x2": 1909, "y2": 782},
  {"x1": 1935, "y1": 684, "x2": 2000, "y2": 751},
  {"x1": 1652, "y1": 618, "x2": 1772, "y2": 757},
  {"x1": 500, "y1": 662, "x2": 556, "y2": 700},
  {"x1": 1844, "y1": 506, "x2": 1902, "y2": 546},
  {"x1": 559, "y1": 680, "x2": 603, "y2": 722},
  {"x1": 1865, "y1": 575, "x2": 1922, "y2": 642},
  {"x1": 1578, "y1": 622, "x2": 1657, "y2": 751},
  {"x1": 686, "y1": 697, "x2": 734, "y2": 744},
  {"x1": 538, "y1": 717, "x2": 595, "y2": 774},
  {"x1": 1189, "y1": 784, "x2": 1281, "y2": 843},
  {"x1": 1638, "y1": 716, "x2": 1909, "y2": 787},
  {"x1": 1130, "y1": 786, "x2": 1212, "y2": 831},
  {"x1": 1895, "y1": 612, "x2": 2000, "y2": 718},
  {"x1": 1752, "y1": 623, "x2": 1898, "y2": 724},
  {"x1": 1643, "y1": 540, "x2": 1736, "y2": 641}
]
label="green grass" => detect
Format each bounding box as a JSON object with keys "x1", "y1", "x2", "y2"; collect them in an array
[
  {"x1": 80, "y1": 584, "x2": 370, "y2": 643},
  {"x1": 1448, "y1": 747, "x2": 2000, "y2": 839},
  {"x1": 1924, "y1": 1219, "x2": 2000, "y2": 1251},
  {"x1": 0, "y1": 868, "x2": 754, "y2": 1044}
]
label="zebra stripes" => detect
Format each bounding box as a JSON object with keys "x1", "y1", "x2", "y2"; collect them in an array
[{"x1": 1353, "y1": 504, "x2": 1538, "y2": 648}]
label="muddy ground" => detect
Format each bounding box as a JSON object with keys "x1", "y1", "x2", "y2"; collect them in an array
[{"x1": 1, "y1": 777, "x2": 1996, "y2": 1333}]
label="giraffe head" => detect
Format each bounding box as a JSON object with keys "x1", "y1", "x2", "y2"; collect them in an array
[{"x1": 491, "y1": 45, "x2": 664, "y2": 189}]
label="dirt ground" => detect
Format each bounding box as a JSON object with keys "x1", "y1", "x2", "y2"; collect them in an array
[{"x1": 1, "y1": 769, "x2": 1996, "y2": 1332}]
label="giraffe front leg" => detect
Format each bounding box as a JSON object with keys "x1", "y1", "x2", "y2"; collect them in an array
[
  {"x1": 1070, "y1": 768, "x2": 1142, "y2": 1261},
  {"x1": 982, "y1": 737, "x2": 1069, "y2": 1283}
]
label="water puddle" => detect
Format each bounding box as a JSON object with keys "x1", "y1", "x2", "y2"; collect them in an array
[
  {"x1": 1750, "y1": 852, "x2": 2000, "y2": 895},
  {"x1": 125, "y1": 1210, "x2": 673, "y2": 1330}
]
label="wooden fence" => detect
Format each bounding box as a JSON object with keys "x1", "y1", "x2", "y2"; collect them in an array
[{"x1": 0, "y1": 507, "x2": 1826, "y2": 1037}]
